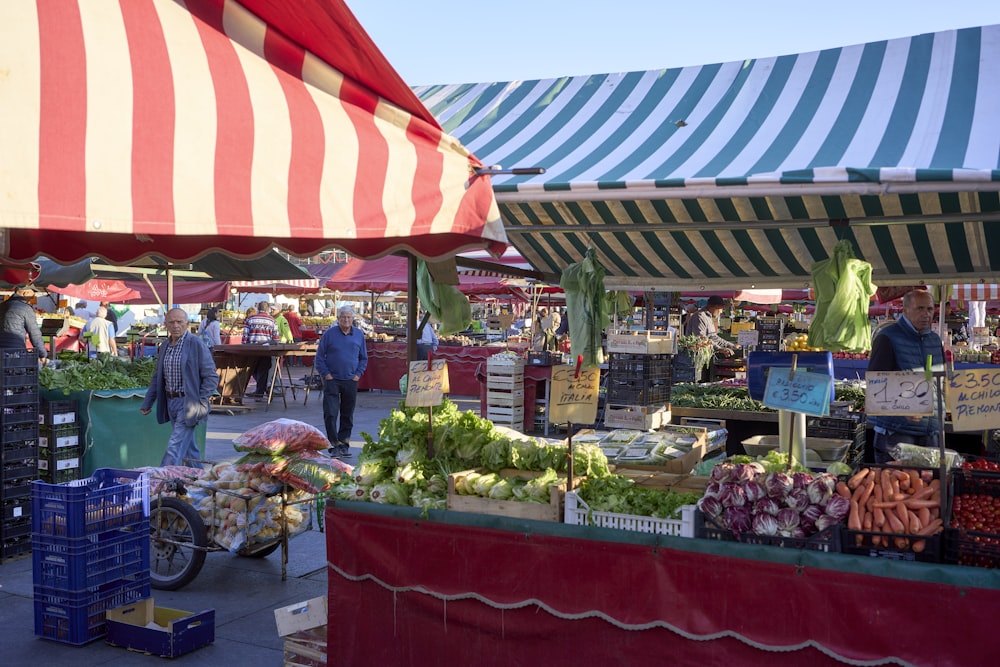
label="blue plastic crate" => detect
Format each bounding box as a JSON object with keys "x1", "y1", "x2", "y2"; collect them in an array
[
  {"x1": 32, "y1": 522, "x2": 150, "y2": 591},
  {"x1": 34, "y1": 577, "x2": 150, "y2": 645},
  {"x1": 31, "y1": 469, "x2": 149, "y2": 539}
]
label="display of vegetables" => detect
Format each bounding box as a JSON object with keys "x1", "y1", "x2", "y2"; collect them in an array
[
  {"x1": 697, "y1": 462, "x2": 849, "y2": 539},
  {"x1": 451, "y1": 468, "x2": 563, "y2": 504},
  {"x1": 843, "y1": 466, "x2": 943, "y2": 552},
  {"x1": 670, "y1": 381, "x2": 867, "y2": 413},
  {"x1": 40, "y1": 354, "x2": 157, "y2": 390},
  {"x1": 576, "y1": 475, "x2": 700, "y2": 520}
]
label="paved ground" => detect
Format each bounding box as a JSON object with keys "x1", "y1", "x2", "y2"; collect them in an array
[{"x1": 0, "y1": 366, "x2": 479, "y2": 666}]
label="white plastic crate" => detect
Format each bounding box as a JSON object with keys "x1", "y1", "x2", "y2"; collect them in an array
[{"x1": 564, "y1": 491, "x2": 695, "y2": 537}]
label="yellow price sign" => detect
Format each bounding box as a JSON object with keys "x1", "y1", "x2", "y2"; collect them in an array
[
  {"x1": 548, "y1": 364, "x2": 600, "y2": 425},
  {"x1": 405, "y1": 360, "x2": 450, "y2": 407}
]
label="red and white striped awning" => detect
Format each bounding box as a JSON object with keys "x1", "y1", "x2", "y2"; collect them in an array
[
  {"x1": 952, "y1": 285, "x2": 1000, "y2": 301},
  {"x1": 231, "y1": 277, "x2": 320, "y2": 294},
  {"x1": 0, "y1": 0, "x2": 505, "y2": 265}
]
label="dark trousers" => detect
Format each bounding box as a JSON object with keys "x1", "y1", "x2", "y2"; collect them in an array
[
  {"x1": 251, "y1": 357, "x2": 272, "y2": 394},
  {"x1": 871, "y1": 430, "x2": 939, "y2": 464},
  {"x1": 323, "y1": 379, "x2": 358, "y2": 444},
  {"x1": 416, "y1": 343, "x2": 434, "y2": 361}
]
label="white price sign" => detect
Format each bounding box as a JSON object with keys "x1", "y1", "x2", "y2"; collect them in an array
[{"x1": 864, "y1": 371, "x2": 933, "y2": 416}]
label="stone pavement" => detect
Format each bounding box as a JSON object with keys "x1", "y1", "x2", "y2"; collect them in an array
[{"x1": 0, "y1": 366, "x2": 479, "y2": 666}]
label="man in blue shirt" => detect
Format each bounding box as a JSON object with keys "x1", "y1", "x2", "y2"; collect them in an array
[{"x1": 315, "y1": 305, "x2": 367, "y2": 458}]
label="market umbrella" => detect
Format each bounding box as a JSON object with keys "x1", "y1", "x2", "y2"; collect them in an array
[{"x1": 0, "y1": 0, "x2": 505, "y2": 265}]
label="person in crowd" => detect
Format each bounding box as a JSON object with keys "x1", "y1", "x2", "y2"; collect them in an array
[
  {"x1": 84, "y1": 305, "x2": 117, "y2": 356},
  {"x1": 100, "y1": 301, "x2": 119, "y2": 333},
  {"x1": 555, "y1": 306, "x2": 569, "y2": 336},
  {"x1": 242, "y1": 301, "x2": 279, "y2": 397},
  {"x1": 274, "y1": 304, "x2": 293, "y2": 344},
  {"x1": 283, "y1": 304, "x2": 304, "y2": 342},
  {"x1": 866, "y1": 289, "x2": 944, "y2": 463},
  {"x1": 140, "y1": 308, "x2": 217, "y2": 466},
  {"x1": 0, "y1": 286, "x2": 48, "y2": 363},
  {"x1": 315, "y1": 305, "x2": 367, "y2": 458},
  {"x1": 198, "y1": 307, "x2": 222, "y2": 348},
  {"x1": 74, "y1": 301, "x2": 95, "y2": 322},
  {"x1": 532, "y1": 306, "x2": 560, "y2": 351},
  {"x1": 415, "y1": 313, "x2": 439, "y2": 360},
  {"x1": 684, "y1": 295, "x2": 738, "y2": 357}
]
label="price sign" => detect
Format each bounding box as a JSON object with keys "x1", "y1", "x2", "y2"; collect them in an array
[
  {"x1": 737, "y1": 330, "x2": 759, "y2": 347},
  {"x1": 946, "y1": 368, "x2": 1000, "y2": 431},
  {"x1": 405, "y1": 360, "x2": 450, "y2": 407},
  {"x1": 864, "y1": 371, "x2": 933, "y2": 416},
  {"x1": 762, "y1": 368, "x2": 832, "y2": 416},
  {"x1": 500, "y1": 313, "x2": 514, "y2": 330},
  {"x1": 548, "y1": 365, "x2": 600, "y2": 425}
]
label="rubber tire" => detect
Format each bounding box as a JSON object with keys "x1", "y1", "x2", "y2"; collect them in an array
[
  {"x1": 238, "y1": 541, "x2": 280, "y2": 558},
  {"x1": 150, "y1": 496, "x2": 208, "y2": 591}
]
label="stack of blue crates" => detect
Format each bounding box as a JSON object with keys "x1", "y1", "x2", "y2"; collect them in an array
[
  {"x1": 1, "y1": 348, "x2": 39, "y2": 562},
  {"x1": 31, "y1": 468, "x2": 150, "y2": 645}
]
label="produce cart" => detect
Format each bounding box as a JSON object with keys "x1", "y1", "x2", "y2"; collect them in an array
[{"x1": 148, "y1": 466, "x2": 316, "y2": 590}]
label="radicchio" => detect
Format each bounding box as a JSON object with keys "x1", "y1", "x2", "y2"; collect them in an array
[
  {"x1": 697, "y1": 495, "x2": 724, "y2": 519},
  {"x1": 775, "y1": 508, "x2": 801, "y2": 532},
  {"x1": 764, "y1": 472, "x2": 793, "y2": 498},
  {"x1": 722, "y1": 505, "x2": 752, "y2": 533},
  {"x1": 718, "y1": 482, "x2": 747, "y2": 508},
  {"x1": 704, "y1": 481, "x2": 722, "y2": 499},
  {"x1": 784, "y1": 488, "x2": 811, "y2": 512},
  {"x1": 806, "y1": 477, "x2": 834, "y2": 506},
  {"x1": 800, "y1": 504, "x2": 825, "y2": 532},
  {"x1": 752, "y1": 512, "x2": 780, "y2": 536},
  {"x1": 731, "y1": 463, "x2": 757, "y2": 484},
  {"x1": 710, "y1": 463, "x2": 733, "y2": 483},
  {"x1": 754, "y1": 497, "x2": 781, "y2": 516},
  {"x1": 791, "y1": 471, "x2": 813, "y2": 490},
  {"x1": 743, "y1": 479, "x2": 767, "y2": 503},
  {"x1": 823, "y1": 494, "x2": 851, "y2": 521},
  {"x1": 814, "y1": 514, "x2": 839, "y2": 533}
]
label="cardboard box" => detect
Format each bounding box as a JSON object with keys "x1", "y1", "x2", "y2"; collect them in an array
[
  {"x1": 105, "y1": 599, "x2": 215, "y2": 658},
  {"x1": 612, "y1": 424, "x2": 721, "y2": 474},
  {"x1": 603, "y1": 404, "x2": 671, "y2": 430},
  {"x1": 606, "y1": 332, "x2": 677, "y2": 355},
  {"x1": 275, "y1": 596, "x2": 328, "y2": 637}
]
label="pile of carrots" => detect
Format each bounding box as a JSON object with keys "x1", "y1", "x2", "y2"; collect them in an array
[{"x1": 837, "y1": 466, "x2": 943, "y2": 552}]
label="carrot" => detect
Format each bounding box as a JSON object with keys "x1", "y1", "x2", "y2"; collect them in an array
[
  {"x1": 858, "y1": 480, "x2": 875, "y2": 509},
  {"x1": 908, "y1": 511, "x2": 922, "y2": 534},
  {"x1": 836, "y1": 481, "x2": 852, "y2": 499},
  {"x1": 887, "y1": 511, "x2": 906, "y2": 534},
  {"x1": 895, "y1": 501, "x2": 910, "y2": 529},
  {"x1": 872, "y1": 501, "x2": 900, "y2": 509},
  {"x1": 874, "y1": 505, "x2": 886, "y2": 529},
  {"x1": 894, "y1": 537, "x2": 910, "y2": 550},
  {"x1": 912, "y1": 539, "x2": 926, "y2": 553},
  {"x1": 904, "y1": 499, "x2": 940, "y2": 510},
  {"x1": 848, "y1": 499, "x2": 862, "y2": 531},
  {"x1": 917, "y1": 506, "x2": 931, "y2": 526},
  {"x1": 906, "y1": 469, "x2": 920, "y2": 492},
  {"x1": 890, "y1": 493, "x2": 908, "y2": 502},
  {"x1": 908, "y1": 486, "x2": 935, "y2": 501},
  {"x1": 848, "y1": 467, "x2": 870, "y2": 490},
  {"x1": 910, "y1": 474, "x2": 925, "y2": 494},
  {"x1": 917, "y1": 518, "x2": 943, "y2": 536},
  {"x1": 928, "y1": 479, "x2": 941, "y2": 492},
  {"x1": 889, "y1": 474, "x2": 902, "y2": 498}
]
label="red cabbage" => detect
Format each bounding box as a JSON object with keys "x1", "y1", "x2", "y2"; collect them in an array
[
  {"x1": 697, "y1": 495, "x2": 724, "y2": 519},
  {"x1": 752, "y1": 512, "x2": 779, "y2": 536},
  {"x1": 824, "y1": 494, "x2": 850, "y2": 521},
  {"x1": 722, "y1": 505, "x2": 752, "y2": 533}
]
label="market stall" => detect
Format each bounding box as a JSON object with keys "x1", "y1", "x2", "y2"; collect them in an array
[
  {"x1": 211, "y1": 343, "x2": 308, "y2": 409},
  {"x1": 361, "y1": 341, "x2": 513, "y2": 397},
  {"x1": 325, "y1": 501, "x2": 998, "y2": 666}
]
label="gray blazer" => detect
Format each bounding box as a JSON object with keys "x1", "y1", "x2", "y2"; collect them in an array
[{"x1": 141, "y1": 332, "x2": 217, "y2": 427}]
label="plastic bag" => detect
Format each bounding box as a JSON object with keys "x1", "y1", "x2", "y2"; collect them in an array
[
  {"x1": 888, "y1": 443, "x2": 963, "y2": 469},
  {"x1": 233, "y1": 418, "x2": 331, "y2": 454}
]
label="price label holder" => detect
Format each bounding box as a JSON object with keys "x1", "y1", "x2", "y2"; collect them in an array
[
  {"x1": 405, "y1": 360, "x2": 449, "y2": 408},
  {"x1": 946, "y1": 367, "x2": 1000, "y2": 431},
  {"x1": 737, "y1": 329, "x2": 759, "y2": 348},
  {"x1": 762, "y1": 367, "x2": 832, "y2": 417},
  {"x1": 864, "y1": 370, "x2": 933, "y2": 416},
  {"x1": 548, "y1": 364, "x2": 600, "y2": 425}
]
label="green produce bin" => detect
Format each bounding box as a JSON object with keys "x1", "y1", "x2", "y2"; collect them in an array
[{"x1": 41, "y1": 389, "x2": 207, "y2": 475}]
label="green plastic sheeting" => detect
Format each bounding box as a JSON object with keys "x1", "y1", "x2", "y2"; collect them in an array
[
  {"x1": 416, "y1": 260, "x2": 471, "y2": 336},
  {"x1": 42, "y1": 389, "x2": 206, "y2": 475},
  {"x1": 560, "y1": 248, "x2": 610, "y2": 367},
  {"x1": 808, "y1": 240, "x2": 877, "y2": 352}
]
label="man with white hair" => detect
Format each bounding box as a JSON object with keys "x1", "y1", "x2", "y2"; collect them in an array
[
  {"x1": 315, "y1": 305, "x2": 368, "y2": 458},
  {"x1": 84, "y1": 305, "x2": 117, "y2": 356}
]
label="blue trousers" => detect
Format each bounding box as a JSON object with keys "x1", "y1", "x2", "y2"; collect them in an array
[
  {"x1": 161, "y1": 396, "x2": 202, "y2": 466},
  {"x1": 323, "y1": 379, "x2": 358, "y2": 444}
]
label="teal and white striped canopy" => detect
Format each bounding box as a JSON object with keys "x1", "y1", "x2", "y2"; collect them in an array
[{"x1": 416, "y1": 25, "x2": 1000, "y2": 290}]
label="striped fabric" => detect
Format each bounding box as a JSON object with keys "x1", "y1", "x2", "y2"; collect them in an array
[
  {"x1": 0, "y1": 0, "x2": 505, "y2": 264},
  {"x1": 952, "y1": 285, "x2": 1000, "y2": 301},
  {"x1": 231, "y1": 278, "x2": 320, "y2": 291},
  {"x1": 417, "y1": 25, "x2": 1000, "y2": 290}
]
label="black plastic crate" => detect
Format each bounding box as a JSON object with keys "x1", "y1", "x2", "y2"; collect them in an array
[
  {"x1": 39, "y1": 400, "x2": 77, "y2": 427},
  {"x1": 3, "y1": 497, "x2": 30, "y2": 521},
  {"x1": 805, "y1": 415, "x2": 865, "y2": 441},
  {"x1": 2, "y1": 444, "x2": 38, "y2": 465},
  {"x1": 605, "y1": 381, "x2": 671, "y2": 405},
  {"x1": 943, "y1": 528, "x2": 1000, "y2": 569},
  {"x1": 946, "y1": 473, "x2": 1000, "y2": 569},
  {"x1": 672, "y1": 354, "x2": 697, "y2": 383},
  {"x1": 2, "y1": 458, "x2": 37, "y2": 483},
  {"x1": 1, "y1": 385, "x2": 39, "y2": 407},
  {"x1": 955, "y1": 455, "x2": 1000, "y2": 482},
  {"x1": 2, "y1": 403, "x2": 39, "y2": 426},
  {"x1": 1, "y1": 533, "x2": 31, "y2": 561},
  {"x1": 38, "y1": 446, "x2": 82, "y2": 477},
  {"x1": 1, "y1": 479, "x2": 32, "y2": 501},
  {"x1": 3, "y1": 421, "x2": 39, "y2": 446},
  {"x1": 840, "y1": 527, "x2": 942, "y2": 562},
  {"x1": 39, "y1": 468, "x2": 83, "y2": 485},
  {"x1": 0, "y1": 349, "x2": 38, "y2": 369},
  {"x1": 39, "y1": 425, "x2": 80, "y2": 450},
  {"x1": 694, "y1": 510, "x2": 841, "y2": 553},
  {"x1": 2, "y1": 515, "x2": 31, "y2": 540},
  {"x1": 607, "y1": 354, "x2": 673, "y2": 403}
]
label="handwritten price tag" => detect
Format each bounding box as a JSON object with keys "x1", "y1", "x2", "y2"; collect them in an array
[
  {"x1": 946, "y1": 367, "x2": 1000, "y2": 431},
  {"x1": 864, "y1": 371, "x2": 933, "y2": 416},
  {"x1": 737, "y1": 330, "x2": 759, "y2": 347},
  {"x1": 762, "y1": 368, "x2": 832, "y2": 416},
  {"x1": 548, "y1": 365, "x2": 600, "y2": 424},
  {"x1": 405, "y1": 360, "x2": 449, "y2": 407}
]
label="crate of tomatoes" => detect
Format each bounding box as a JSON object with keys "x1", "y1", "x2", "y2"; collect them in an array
[{"x1": 945, "y1": 472, "x2": 1000, "y2": 569}]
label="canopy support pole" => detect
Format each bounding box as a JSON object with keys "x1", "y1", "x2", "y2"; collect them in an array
[{"x1": 407, "y1": 254, "x2": 418, "y2": 362}]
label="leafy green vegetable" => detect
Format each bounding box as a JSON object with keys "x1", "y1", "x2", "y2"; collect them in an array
[
  {"x1": 40, "y1": 356, "x2": 156, "y2": 391},
  {"x1": 576, "y1": 475, "x2": 701, "y2": 519}
]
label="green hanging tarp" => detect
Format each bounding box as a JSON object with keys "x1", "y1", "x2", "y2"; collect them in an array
[
  {"x1": 416, "y1": 260, "x2": 471, "y2": 336},
  {"x1": 807, "y1": 240, "x2": 877, "y2": 352},
  {"x1": 560, "y1": 248, "x2": 610, "y2": 367}
]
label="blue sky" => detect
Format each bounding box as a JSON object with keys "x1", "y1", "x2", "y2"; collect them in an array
[{"x1": 346, "y1": 0, "x2": 1000, "y2": 85}]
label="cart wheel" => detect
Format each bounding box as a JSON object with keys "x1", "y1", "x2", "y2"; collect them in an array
[
  {"x1": 150, "y1": 496, "x2": 208, "y2": 590},
  {"x1": 238, "y1": 542, "x2": 280, "y2": 558}
]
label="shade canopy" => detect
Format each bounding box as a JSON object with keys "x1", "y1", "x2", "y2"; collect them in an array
[
  {"x1": 0, "y1": 0, "x2": 505, "y2": 264},
  {"x1": 417, "y1": 25, "x2": 1000, "y2": 290},
  {"x1": 49, "y1": 278, "x2": 230, "y2": 305},
  {"x1": 325, "y1": 255, "x2": 527, "y2": 297}
]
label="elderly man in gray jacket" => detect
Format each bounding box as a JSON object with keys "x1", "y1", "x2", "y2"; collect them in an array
[{"x1": 140, "y1": 308, "x2": 217, "y2": 466}]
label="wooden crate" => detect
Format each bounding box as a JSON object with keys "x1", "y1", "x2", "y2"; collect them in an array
[
  {"x1": 447, "y1": 468, "x2": 580, "y2": 522},
  {"x1": 603, "y1": 404, "x2": 671, "y2": 430},
  {"x1": 606, "y1": 332, "x2": 677, "y2": 355},
  {"x1": 486, "y1": 388, "x2": 524, "y2": 405}
]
